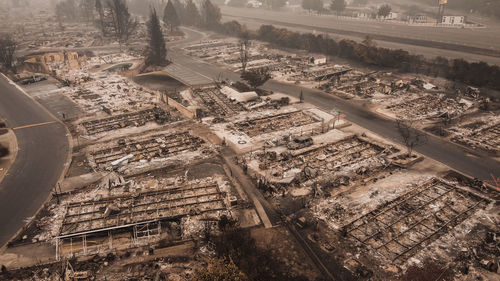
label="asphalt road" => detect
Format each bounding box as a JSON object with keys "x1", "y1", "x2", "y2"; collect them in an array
[
  {"x1": 171, "y1": 28, "x2": 500, "y2": 182},
  {"x1": 0, "y1": 75, "x2": 68, "y2": 247},
  {"x1": 221, "y1": 7, "x2": 500, "y2": 65}
]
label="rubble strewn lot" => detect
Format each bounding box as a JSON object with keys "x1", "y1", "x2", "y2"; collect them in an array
[
  {"x1": 80, "y1": 107, "x2": 181, "y2": 136},
  {"x1": 86, "y1": 129, "x2": 211, "y2": 175},
  {"x1": 55, "y1": 174, "x2": 232, "y2": 258},
  {"x1": 240, "y1": 138, "x2": 500, "y2": 279},
  {"x1": 343, "y1": 178, "x2": 487, "y2": 263},
  {"x1": 182, "y1": 37, "x2": 500, "y2": 156},
  {"x1": 241, "y1": 134, "x2": 394, "y2": 187},
  {"x1": 447, "y1": 114, "x2": 500, "y2": 154},
  {"x1": 1, "y1": 5, "x2": 500, "y2": 280},
  {"x1": 192, "y1": 86, "x2": 247, "y2": 117}
]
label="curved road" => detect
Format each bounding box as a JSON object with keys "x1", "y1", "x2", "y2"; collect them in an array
[{"x1": 0, "y1": 75, "x2": 68, "y2": 247}]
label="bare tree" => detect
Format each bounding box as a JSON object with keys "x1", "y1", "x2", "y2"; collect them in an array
[
  {"x1": 213, "y1": 72, "x2": 225, "y2": 88},
  {"x1": 395, "y1": 118, "x2": 427, "y2": 157},
  {"x1": 0, "y1": 34, "x2": 17, "y2": 72},
  {"x1": 107, "y1": 0, "x2": 137, "y2": 45},
  {"x1": 239, "y1": 31, "x2": 251, "y2": 73}
]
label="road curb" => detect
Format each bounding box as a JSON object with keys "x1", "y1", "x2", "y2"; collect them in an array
[{"x1": 0, "y1": 74, "x2": 73, "y2": 254}]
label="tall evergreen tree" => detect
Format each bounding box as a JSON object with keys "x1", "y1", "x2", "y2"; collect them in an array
[
  {"x1": 163, "y1": 0, "x2": 180, "y2": 32},
  {"x1": 184, "y1": 0, "x2": 200, "y2": 26},
  {"x1": 201, "y1": 0, "x2": 221, "y2": 29},
  {"x1": 146, "y1": 8, "x2": 167, "y2": 66},
  {"x1": 172, "y1": 0, "x2": 186, "y2": 22}
]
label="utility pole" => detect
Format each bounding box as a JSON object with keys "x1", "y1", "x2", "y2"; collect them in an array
[{"x1": 436, "y1": 0, "x2": 447, "y2": 24}]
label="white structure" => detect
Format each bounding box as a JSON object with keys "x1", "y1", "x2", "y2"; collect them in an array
[
  {"x1": 356, "y1": 12, "x2": 372, "y2": 19},
  {"x1": 377, "y1": 12, "x2": 399, "y2": 20},
  {"x1": 441, "y1": 16, "x2": 465, "y2": 25},
  {"x1": 220, "y1": 86, "x2": 259, "y2": 103},
  {"x1": 408, "y1": 15, "x2": 429, "y2": 23},
  {"x1": 311, "y1": 55, "x2": 327, "y2": 65}
]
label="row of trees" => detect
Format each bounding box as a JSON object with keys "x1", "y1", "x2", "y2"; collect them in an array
[
  {"x1": 196, "y1": 7, "x2": 500, "y2": 91},
  {"x1": 258, "y1": 25, "x2": 500, "y2": 89}
]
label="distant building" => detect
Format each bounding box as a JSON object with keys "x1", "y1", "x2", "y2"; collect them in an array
[
  {"x1": 409, "y1": 14, "x2": 428, "y2": 23},
  {"x1": 377, "y1": 12, "x2": 399, "y2": 20},
  {"x1": 441, "y1": 15, "x2": 466, "y2": 25},
  {"x1": 408, "y1": 14, "x2": 439, "y2": 24}
]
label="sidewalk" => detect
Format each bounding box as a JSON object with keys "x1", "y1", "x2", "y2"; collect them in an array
[{"x1": 221, "y1": 147, "x2": 275, "y2": 228}]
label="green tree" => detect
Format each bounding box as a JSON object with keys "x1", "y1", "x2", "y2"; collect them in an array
[
  {"x1": 241, "y1": 67, "x2": 272, "y2": 89},
  {"x1": 145, "y1": 8, "x2": 167, "y2": 66},
  {"x1": 330, "y1": 0, "x2": 346, "y2": 15},
  {"x1": 163, "y1": 0, "x2": 180, "y2": 31},
  {"x1": 193, "y1": 258, "x2": 248, "y2": 281},
  {"x1": 184, "y1": 0, "x2": 200, "y2": 26},
  {"x1": 377, "y1": 4, "x2": 391, "y2": 18},
  {"x1": 201, "y1": 0, "x2": 222, "y2": 29}
]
